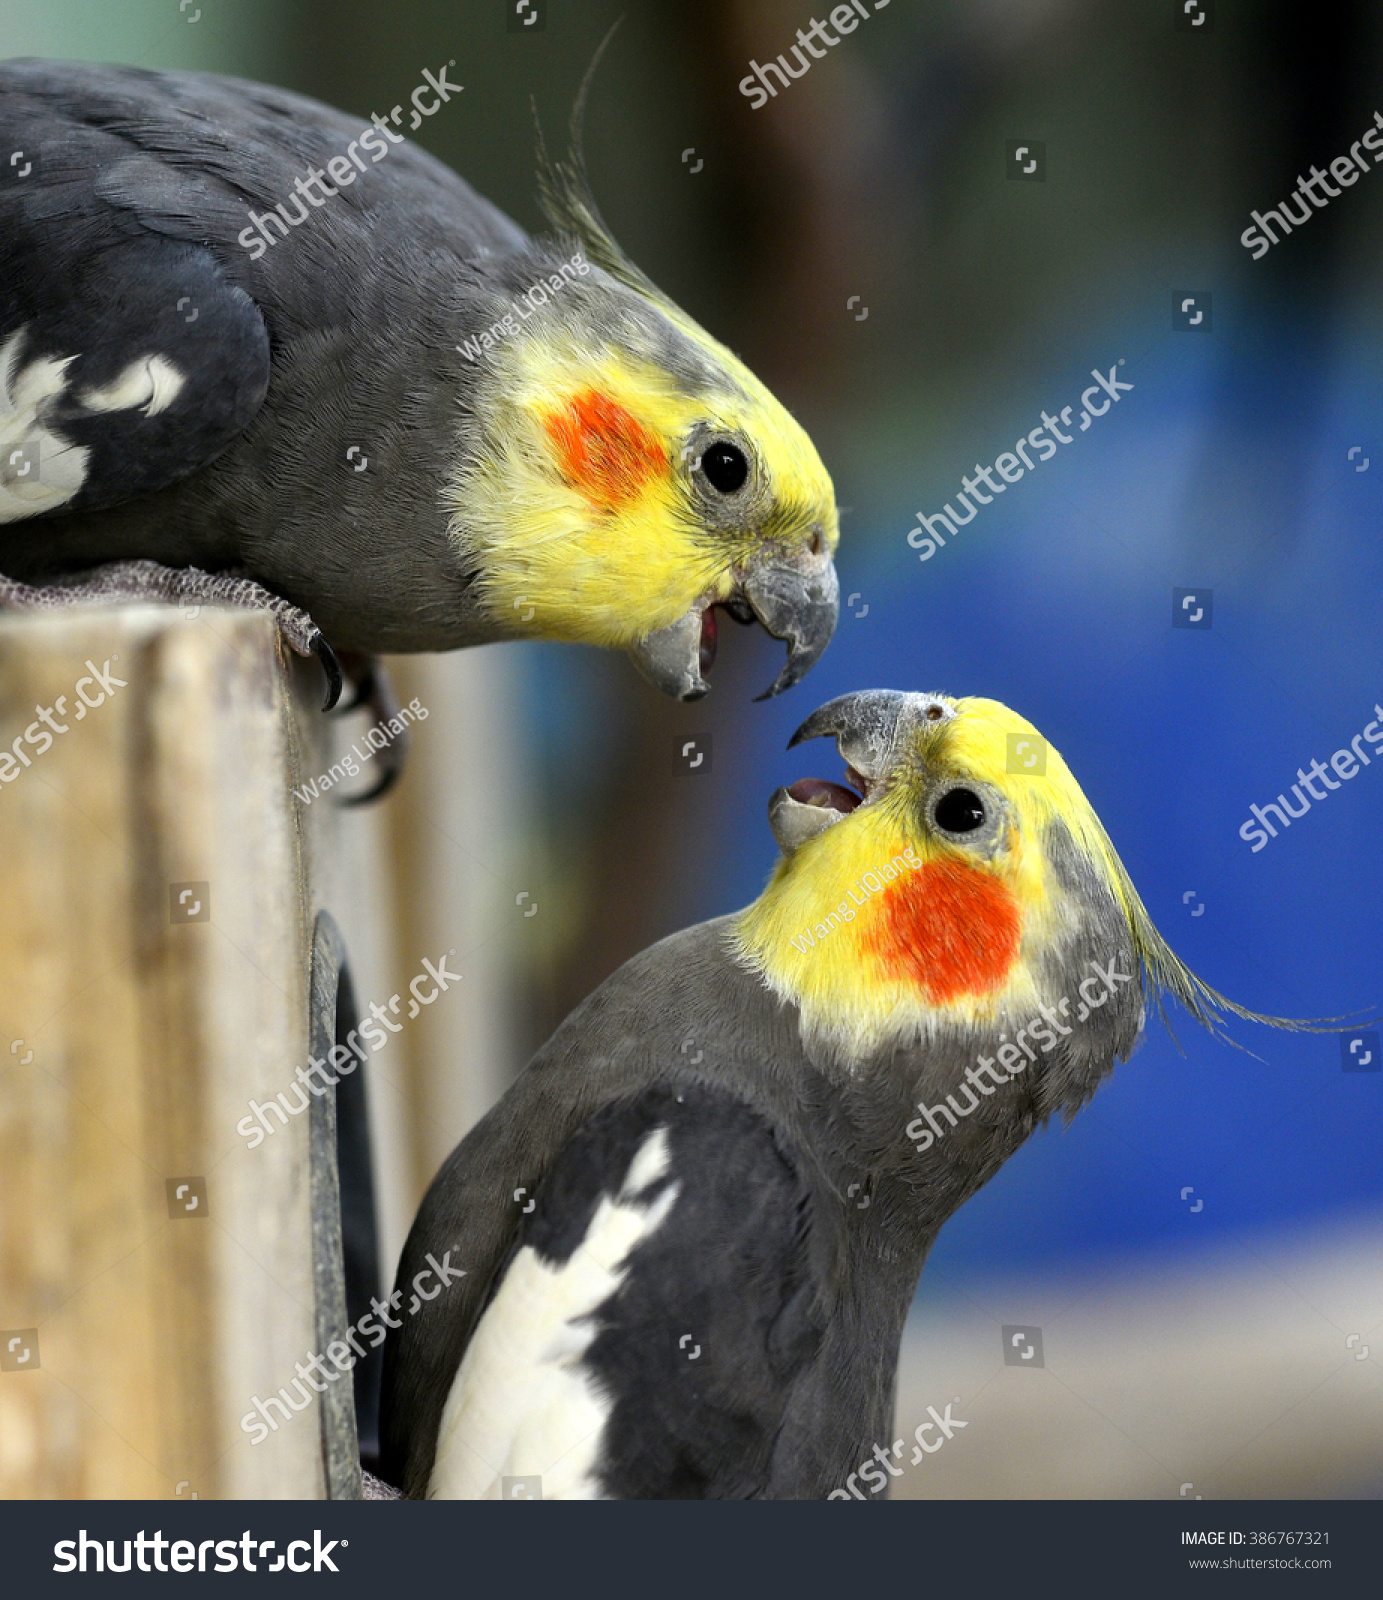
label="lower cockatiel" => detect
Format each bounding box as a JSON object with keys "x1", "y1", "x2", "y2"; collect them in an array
[{"x1": 377, "y1": 689, "x2": 1325, "y2": 1499}]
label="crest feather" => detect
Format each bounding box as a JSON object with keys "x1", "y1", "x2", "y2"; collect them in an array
[
  {"x1": 1086, "y1": 812, "x2": 1368, "y2": 1051},
  {"x1": 533, "y1": 22, "x2": 676, "y2": 312}
]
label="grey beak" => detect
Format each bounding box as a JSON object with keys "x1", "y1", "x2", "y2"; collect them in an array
[
  {"x1": 768, "y1": 784, "x2": 844, "y2": 855},
  {"x1": 628, "y1": 608, "x2": 708, "y2": 701},
  {"x1": 744, "y1": 549, "x2": 839, "y2": 701},
  {"x1": 787, "y1": 689, "x2": 914, "y2": 781}
]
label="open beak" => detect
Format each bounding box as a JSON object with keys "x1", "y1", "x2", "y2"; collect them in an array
[
  {"x1": 768, "y1": 690, "x2": 917, "y2": 856},
  {"x1": 627, "y1": 607, "x2": 710, "y2": 701},
  {"x1": 627, "y1": 543, "x2": 839, "y2": 703}
]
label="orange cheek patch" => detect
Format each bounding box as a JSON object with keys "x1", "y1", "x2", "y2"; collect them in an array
[
  {"x1": 864, "y1": 857, "x2": 1021, "y2": 1004},
  {"x1": 540, "y1": 388, "x2": 666, "y2": 512}
]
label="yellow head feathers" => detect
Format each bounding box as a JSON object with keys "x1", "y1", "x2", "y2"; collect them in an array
[
  {"x1": 442, "y1": 75, "x2": 839, "y2": 703},
  {"x1": 445, "y1": 317, "x2": 836, "y2": 652},
  {"x1": 734, "y1": 690, "x2": 1329, "y2": 1061}
]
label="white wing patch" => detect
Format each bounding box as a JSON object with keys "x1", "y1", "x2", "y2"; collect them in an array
[
  {"x1": 80, "y1": 354, "x2": 186, "y2": 417},
  {"x1": 0, "y1": 328, "x2": 186, "y2": 523},
  {"x1": 428, "y1": 1126, "x2": 678, "y2": 1501},
  {"x1": 0, "y1": 329, "x2": 87, "y2": 521}
]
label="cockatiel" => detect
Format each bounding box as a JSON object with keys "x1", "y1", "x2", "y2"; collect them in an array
[
  {"x1": 0, "y1": 59, "x2": 838, "y2": 710},
  {"x1": 378, "y1": 689, "x2": 1325, "y2": 1500}
]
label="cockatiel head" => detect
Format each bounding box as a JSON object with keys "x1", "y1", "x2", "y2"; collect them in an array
[
  {"x1": 735, "y1": 690, "x2": 1318, "y2": 1082},
  {"x1": 444, "y1": 114, "x2": 838, "y2": 701}
]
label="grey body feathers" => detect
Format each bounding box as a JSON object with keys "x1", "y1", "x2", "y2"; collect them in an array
[
  {"x1": 379, "y1": 885, "x2": 1143, "y2": 1499},
  {"x1": 0, "y1": 60, "x2": 662, "y2": 649}
]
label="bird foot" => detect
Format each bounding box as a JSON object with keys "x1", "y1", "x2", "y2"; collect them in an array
[
  {"x1": 0, "y1": 560, "x2": 342, "y2": 710},
  {"x1": 334, "y1": 650, "x2": 409, "y2": 805}
]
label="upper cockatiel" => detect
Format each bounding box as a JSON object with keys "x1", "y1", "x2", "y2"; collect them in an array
[
  {"x1": 378, "y1": 689, "x2": 1326, "y2": 1500},
  {"x1": 0, "y1": 59, "x2": 839, "y2": 706}
]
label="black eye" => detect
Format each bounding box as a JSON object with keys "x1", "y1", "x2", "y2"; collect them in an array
[
  {"x1": 700, "y1": 441, "x2": 749, "y2": 494},
  {"x1": 934, "y1": 787, "x2": 985, "y2": 834}
]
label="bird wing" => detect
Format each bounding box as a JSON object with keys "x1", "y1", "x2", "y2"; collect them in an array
[
  {"x1": 0, "y1": 63, "x2": 271, "y2": 525},
  {"x1": 0, "y1": 59, "x2": 525, "y2": 533},
  {"x1": 420, "y1": 1083, "x2": 824, "y2": 1500}
]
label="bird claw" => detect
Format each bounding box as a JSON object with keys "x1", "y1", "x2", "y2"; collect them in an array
[
  {"x1": 311, "y1": 633, "x2": 344, "y2": 712},
  {"x1": 334, "y1": 649, "x2": 378, "y2": 715},
  {"x1": 333, "y1": 650, "x2": 408, "y2": 805},
  {"x1": 0, "y1": 559, "x2": 343, "y2": 711}
]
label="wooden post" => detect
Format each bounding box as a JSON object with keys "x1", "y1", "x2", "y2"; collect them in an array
[{"x1": 0, "y1": 605, "x2": 361, "y2": 1499}]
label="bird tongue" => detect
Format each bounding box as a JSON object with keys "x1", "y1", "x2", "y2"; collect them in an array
[{"x1": 786, "y1": 777, "x2": 861, "y2": 814}]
